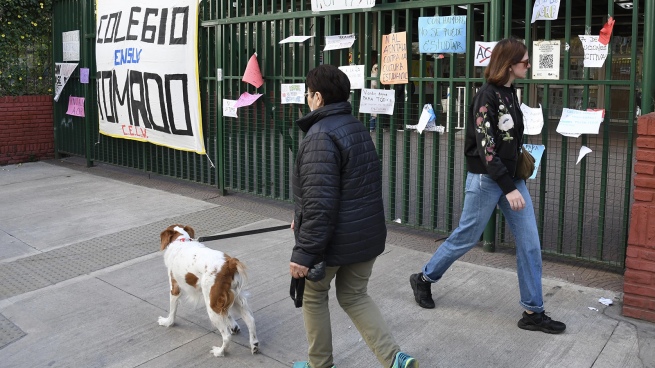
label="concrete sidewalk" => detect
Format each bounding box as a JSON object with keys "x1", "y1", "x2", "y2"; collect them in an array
[{"x1": 0, "y1": 161, "x2": 653, "y2": 368}]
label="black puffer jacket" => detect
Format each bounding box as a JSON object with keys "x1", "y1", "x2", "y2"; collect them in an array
[{"x1": 291, "y1": 101, "x2": 386, "y2": 268}]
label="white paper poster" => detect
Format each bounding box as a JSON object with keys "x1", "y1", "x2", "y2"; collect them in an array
[
  {"x1": 222, "y1": 99, "x2": 238, "y2": 118},
  {"x1": 578, "y1": 35, "x2": 608, "y2": 68},
  {"x1": 520, "y1": 103, "x2": 544, "y2": 135},
  {"x1": 473, "y1": 41, "x2": 497, "y2": 67},
  {"x1": 416, "y1": 104, "x2": 436, "y2": 134},
  {"x1": 96, "y1": 0, "x2": 205, "y2": 154},
  {"x1": 531, "y1": 0, "x2": 561, "y2": 23},
  {"x1": 281, "y1": 84, "x2": 305, "y2": 104},
  {"x1": 359, "y1": 89, "x2": 395, "y2": 115},
  {"x1": 324, "y1": 34, "x2": 356, "y2": 51},
  {"x1": 532, "y1": 40, "x2": 560, "y2": 79},
  {"x1": 62, "y1": 30, "x2": 80, "y2": 62},
  {"x1": 54, "y1": 62, "x2": 78, "y2": 102},
  {"x1": 279, "y1": 35, "x2": 314, "y2": 44},
  {"x1": 311, "y1": 0, "x2": 375, "y2": 12},
  {"x1": 556, "y1": 108, "x2": 604, "y2": 136},
  {"x1": 338, "y1": 65, "x2": 365, "y2": 90}
]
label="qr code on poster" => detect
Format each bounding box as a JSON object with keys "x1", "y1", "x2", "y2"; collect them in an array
[{"x1": 539, "y1": 54, "x2": 554, "y2": 69}]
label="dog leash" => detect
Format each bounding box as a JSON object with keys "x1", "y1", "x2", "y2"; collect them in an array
[{"x1": 196, "y1": 224, "x2": 290, "y2": 242}]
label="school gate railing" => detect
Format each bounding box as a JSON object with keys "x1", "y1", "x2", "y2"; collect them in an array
[{"x1": 52, "y1": 0, "x2": 653, "y2": 270}]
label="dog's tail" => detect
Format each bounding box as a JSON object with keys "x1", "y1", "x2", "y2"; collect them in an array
[{"x1": 209, "y1": 256, "x2": 247, "y2": 315}]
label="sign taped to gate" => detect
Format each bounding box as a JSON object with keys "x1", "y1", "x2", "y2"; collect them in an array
[{"x1": 96, "y1": 0, "x2": 205, "y2": 154}]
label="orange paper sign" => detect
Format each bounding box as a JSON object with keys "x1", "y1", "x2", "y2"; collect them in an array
[
  {"x1": 380, "y1": 32, "x2": 408, "y2": 85},
  {"x1": 242, "y1": 53, "x2": 264, "y2": 88}
]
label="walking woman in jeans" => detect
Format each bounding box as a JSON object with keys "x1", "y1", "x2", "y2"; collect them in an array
[{"x1": 409, "y1": 38, "x2": 566, "y2": 334}]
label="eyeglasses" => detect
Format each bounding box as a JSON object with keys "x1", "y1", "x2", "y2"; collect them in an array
[{"x1": 516, "y1": 59, "x2": 530, "y2": 67}]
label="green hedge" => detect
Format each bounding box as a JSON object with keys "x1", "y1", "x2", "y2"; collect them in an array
[{"x1": 0, "y1": 0, "x2": 52, "y2": 96}]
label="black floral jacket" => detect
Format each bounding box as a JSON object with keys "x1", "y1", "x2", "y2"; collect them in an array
[{"x1": 465, "y1": 83, "x2": 524, "y2": 194}]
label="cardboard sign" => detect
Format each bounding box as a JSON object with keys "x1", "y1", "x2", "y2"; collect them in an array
[{"x1": 380, "y1": 32, "x2": 408, "y2": 84}]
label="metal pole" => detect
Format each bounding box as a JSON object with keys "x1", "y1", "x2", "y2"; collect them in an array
[
  {"x1": 482, "y1": 0, "x2": 503, "y2": 252},
  {"x1": 643, "y1": 0, "x2": 655, "y2": 114}
]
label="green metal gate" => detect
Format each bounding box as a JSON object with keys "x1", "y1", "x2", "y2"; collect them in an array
[{"x1": 52, "y1": 0, "x2": 653, "y2": 269}]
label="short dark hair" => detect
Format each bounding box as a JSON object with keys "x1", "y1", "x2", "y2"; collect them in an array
[
  {"x1": 484, "y1": 38, "x2": 528, "y2": 86},
  {"x1": 305, "y1": 64, "x2": 350, "y2": 105}
]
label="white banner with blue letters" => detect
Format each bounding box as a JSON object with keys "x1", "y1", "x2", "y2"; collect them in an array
[{"x1": 96, "y1": 0, "x2": 204, "y2": 154}]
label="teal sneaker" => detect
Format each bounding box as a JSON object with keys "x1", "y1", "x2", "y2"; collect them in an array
[
  {"x1": 292, "y1": 362, "x2": 335, "y2": 368},
  {"x1": 392, "y1": 351, "x2": 418, "y2": 368}
]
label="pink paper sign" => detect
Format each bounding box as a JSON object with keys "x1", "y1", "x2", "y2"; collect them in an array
[
  {"x1": 233, "y1": 92, "x2": 263, "y2": 108},
  {"x1": 66, "y1": 96, "x2": 85, "y2": 117},
  {"x1": 242, "y1": 54, "x2": 264, "y2": 88}
]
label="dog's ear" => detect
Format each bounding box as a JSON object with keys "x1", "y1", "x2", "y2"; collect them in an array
[
  {"x1": 183, "y1": 225, "x2": 195, "y2": 239},
  {"x1": 160, "y1": 229, "x2": 176, "y2": 250}
]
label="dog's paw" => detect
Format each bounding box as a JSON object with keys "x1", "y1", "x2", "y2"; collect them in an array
[
  {"x1": 158, "y1": 316, "x2": 174, "y2": 327},
  {"x1": 211, "y1": 346, "x2": 225, "y2": 357},
  {"x1": 251, "y1": 342, "x2": 260, "y2": 355},
  {"x1": 230, "y1": 324, "x2": 240, "y2": 335}
]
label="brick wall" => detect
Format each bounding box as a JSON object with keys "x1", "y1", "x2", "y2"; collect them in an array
[
  {"x1": 0, "y1": 95, "x2": 54, "y2": 165},
  {"x1": 624, "y1": 112, "x2": 655, "y2": 323}
]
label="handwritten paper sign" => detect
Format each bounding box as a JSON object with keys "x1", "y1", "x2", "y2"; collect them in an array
[
  {"x1": 234, "y1": 92, "x2": 263, "y2": 108},
  {"x1": 80, "y1": 68, "x2": 89, "y2": 84},
  {"x1": 532, "y1": 40, "x2": 560, "y2": 79},
  {"x1": 311, "y1": 0, "x2": 375, "y2": 12},
  {"x1": 359, "y1": 89, "x2": 395, "y2": 115},
  {"x1": 380, "y1": 32, "x2": 407, "y2": 85},
  {"x1": 66, "y1": 96, "x2": 85, "y2": 117},
  {"x1": 418, "y1": 16, "x2": 466, "y2": 54},
  {"x1": 338, "y1": 65, "x2": 365, "y2": 89},
  {"x1": 279, "y1": 35, "x2": 314, "y2": 44},
  {"x1": 556, "y1": 108, "x2": 604, "y2": 136},
  {"x1": 62, "y1": 30, "x2": 80, "y2": 61},
  {"x1": 243, "y1": 53, "x2": 264, "y2": 88},
  {"x1": 473, "y1": 41, "x2": 497, "y2": 66},
  {"x1": 531, "y1": 0, "x2": 561, "y2": 23},
  {"x1": 222, "y1": 99, "x2": 238, "y2": 118},
  {"x1": 281, "y1": 84, "x2": 305, "y2": 104},
  {"x1": 54, "y1": 62, "x2": 78, "y2": 102},
  {"x1": 324, "y1": 34, "x2": 356, "y2": 51},
  {"x1": 520, "y1": 103, "x2": 544, "y2": 135},
  {"x1": 579, "y1": 35, "x2": 608, "y2": 68},
  {"x1": 523, "y1": 144, "x2": 545, "y2": 179}
]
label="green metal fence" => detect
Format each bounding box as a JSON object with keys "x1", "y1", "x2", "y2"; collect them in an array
[{"x1": 52, "y1": 0, "x2": 653, "y2": 269}]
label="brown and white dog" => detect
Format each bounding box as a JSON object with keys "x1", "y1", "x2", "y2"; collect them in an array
[{"x1": 158, "y1": 224, "x2": 259, "y2": 357}]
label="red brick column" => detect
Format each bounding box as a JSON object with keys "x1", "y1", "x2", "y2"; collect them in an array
[
  {"x1": 0, "y1": 95, "x2": 54, "y2": 165},
  {"x1": 624, "y1": 112, "x2": 655, "y2": 323}
]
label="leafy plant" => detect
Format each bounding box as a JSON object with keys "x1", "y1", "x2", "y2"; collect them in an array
[{"x1": 0, "y1": 0, "x2": 53, "y2": 96}]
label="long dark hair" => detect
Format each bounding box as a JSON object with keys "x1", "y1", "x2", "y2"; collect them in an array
[{"x1": 484, "y1": 38, "x2": 528, "y2": 86}]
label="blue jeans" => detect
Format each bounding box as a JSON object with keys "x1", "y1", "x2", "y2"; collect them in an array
[
  {"x1": 422, "y1": 173, "x2": 544, "y2": 313},
  {"x1": 369, "y1": 117, "x2": 376, "y2": 131}
]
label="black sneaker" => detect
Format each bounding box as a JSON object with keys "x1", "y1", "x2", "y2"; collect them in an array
[
  {"x1": 410, "y1": 273, "x2": 435, "y2": 309},
  {"x1": 517, "y1": 311, "x2": 566, "y2": 334}
]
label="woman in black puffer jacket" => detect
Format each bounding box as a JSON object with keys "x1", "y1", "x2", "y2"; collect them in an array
[{"x1": 289, "y1": 65, "x2": 417, "y2": 368}]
